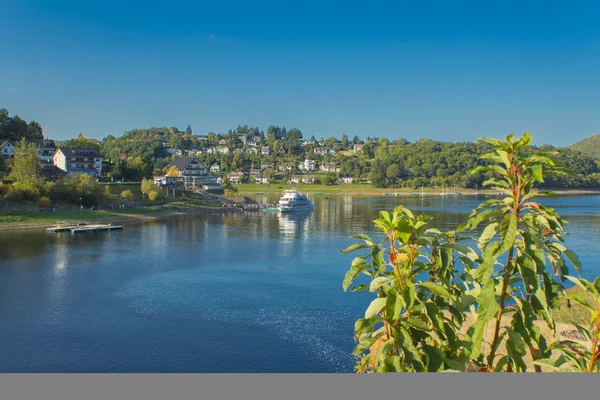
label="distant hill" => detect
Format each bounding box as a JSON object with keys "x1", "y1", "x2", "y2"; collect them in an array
[{"x1": 570, "y1": 134, "x2": 600, "y2": 160}]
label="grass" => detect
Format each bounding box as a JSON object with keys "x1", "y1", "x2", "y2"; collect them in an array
[{"x1": 551, "y1": 285, "x2": 598, "y2": 326}]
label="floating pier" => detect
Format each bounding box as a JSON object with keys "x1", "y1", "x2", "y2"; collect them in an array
[{"x1": 47, "y1": 224, "x2": 123, "y2": 234}]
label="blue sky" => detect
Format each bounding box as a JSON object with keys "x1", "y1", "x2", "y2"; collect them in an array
[{"x1": 1, "y1": 0, "x2": 599, "y2": 145}]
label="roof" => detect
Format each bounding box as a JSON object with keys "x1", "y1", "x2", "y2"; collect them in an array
[
  {"x1": 38, "y1": 165, "x2": 68, "y2": 176},
  {"x1": 58, "y1": 147, "x2": 102, "y2": 158},
  {"x1": 166, "y1": 157, "x2": 203, "y2": 170}
]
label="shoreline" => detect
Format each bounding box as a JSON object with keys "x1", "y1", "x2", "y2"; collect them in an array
[
  {"x1": 0, "y1": 206, "x2": 246, "y2": 232},
  {"x1": 234, "y1": 184, "x2": 600, "y2": 196},
  {"x1": 2, "y1": 187, "x2": 600, "y2": 232}
]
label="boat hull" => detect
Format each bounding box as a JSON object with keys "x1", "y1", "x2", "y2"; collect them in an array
[{"x1": 278, "y1": 205, "x2": 314, "y2": 212}]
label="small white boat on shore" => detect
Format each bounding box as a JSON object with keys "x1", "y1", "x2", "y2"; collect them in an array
[{"x1": 277, "y1": 189, "x2": 314, "y2": 212}]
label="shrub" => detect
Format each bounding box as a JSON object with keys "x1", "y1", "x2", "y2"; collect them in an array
[
  {"x1": 343, "y1": 132, "x2": 584, "y2": 373},
  {"x1": 121, "y1": 190, "x2": 134, "y2": 201},
  {"x1": 36, "y1": 196, "x2": 51, "y2": 208},
  {"x1": 148, "y1": 190, "x2": 163, "y2": 202},
  {"x1": 5, "y1": 185, "x2": 25, "y2": 201},
  {"x1": 0, "y1": 183, "x2": 7, "y2": 197}
]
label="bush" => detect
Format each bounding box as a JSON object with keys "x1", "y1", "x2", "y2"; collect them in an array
[
  {"x1": 36, "y1": 196, "x2": 51, "y2": 208},
  {"x1": 5, "y1": 185, "x2": 25, "y2": 201},
  {"x1": 148, "y1": 190, "x2": 163, "y2": 202},
  {"x1": 0, "y1": 183, "x2": 7, "y2": 197},
  {"x1": 121, "y1": 190, "x2": 134, "y2": 201}
]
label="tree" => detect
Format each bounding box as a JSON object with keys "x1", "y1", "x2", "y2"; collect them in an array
[
  {"x1": 26, "y1": 121, "x2": 44, "y2": 139},
  {"x1": 121, "y1": 190, "x2": 134, "y2": 201},
  {"x1": 9, "y1": 139, "x2": 43, "y2": 199},
  {"x1": 166, "y1": 166, "x2": 180, "y2": 176},
  {"x1": 61, "y1": 134, "x2": 101, "y2": 150},
  {"x1": 341, "y1": 135, "x2": 349, "y2": 148},
  {"x1": 186, "y1": 125, "x2": 192, "y2": 135},
  {"x1": 285, "y1": 128, "x2": 303, "y2": 141},
  {"x1": 386, "y1": 163, "x2": 402, "y2": 187},
  {"x1": 141, "y1": 177, "x2": 156, "y2": 197}
]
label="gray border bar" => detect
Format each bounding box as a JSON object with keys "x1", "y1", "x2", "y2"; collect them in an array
[{"x1": 0, "y1": 373, "x2": 596, "y2": 400}]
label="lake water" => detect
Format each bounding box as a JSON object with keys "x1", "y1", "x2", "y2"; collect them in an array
[{"x1": 1, "y1": 193, "x2": 599, "y2": 373}]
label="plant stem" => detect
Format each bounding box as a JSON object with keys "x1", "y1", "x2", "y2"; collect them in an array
[
  {"x1": 486, "y1": 246, "x2": 514, "y2": 371},
  {"x1": 587, "y1": 315, "x2": 600, "y2": 372}
]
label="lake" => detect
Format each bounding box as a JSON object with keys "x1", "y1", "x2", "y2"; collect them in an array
[{"x1": 1, "y1": 193, "x2": 599, "y2": 372}]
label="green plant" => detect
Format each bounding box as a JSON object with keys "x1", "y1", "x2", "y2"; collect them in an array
[
  {"x1": 121, "y1": 190, "x2": 134, "y2": 201},
  {"x1": 148, "y1": 190, "x2": 163, "y2": 202},
  {"x1": 534, "y1": 276, "x2": 600, "y2": 372},
  {"x1": 36, "y1": 196, "x2": 51, "y2": 208},
  {"x1": 342, "y1": 132, "x2": 583, "y2": 373}
]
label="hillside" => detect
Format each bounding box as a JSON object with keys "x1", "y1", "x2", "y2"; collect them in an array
[{"x1": 570, "y1": 134, "x2": 600, "y2": 160}]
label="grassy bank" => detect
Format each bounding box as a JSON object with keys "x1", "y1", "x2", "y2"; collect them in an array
[{"x1": 0, "y1": 200, "x2": 228, "y2": 230}]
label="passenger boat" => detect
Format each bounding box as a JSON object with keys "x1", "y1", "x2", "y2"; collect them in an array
[{"x1": 277, "y1": 189, "x2": 314, "y2": 212}]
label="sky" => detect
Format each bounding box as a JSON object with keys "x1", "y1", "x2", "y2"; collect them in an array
[{"x1": 1, "y1": 0, "x2": 599, "y2": 146}]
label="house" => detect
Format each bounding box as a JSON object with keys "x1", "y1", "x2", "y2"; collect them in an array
[
  {"x1": 228, "y1": 171, "x2": 246, "y2": 184},
  {"x1": 246, "y1": 139, "x2": 258, "y2": 147},
  {"x1": 261, "y1": 163, "x2": 274, "y2": 170},
  {"x1": 234, "y1": 148, "x2": 244, "y2": 154},
  {"x1": 278, "y1": 162, "x2": 294, "y2": 172},
  {"x1": 195, "y1": 135, "x2": 209, "y2": 141},
  {"x1": 249, "y1": 169, "x2": 270, "y2": 184},
  {"x1": 165, "y1": 157, "x2": 209, "y2": 187},
  {"x1": 290, "y1": 175, "x2": 316, "y2": 184},
  {"x1": 174, "y1": 149, "x2": 183, "y2": 156},
  {"x1": 314, "y1": 147, "x2": 328, "y2": 156},
  {"x1": 340, "y1": 174, "x2": 354, "y2": 184},
  {"x1": 206, "y1": 146, "x2": 217, "y2": 154},
  {"x1": 319, "y1": 162, "x2": 340, "y2": 173},
  {"x1": 38, "y1": 164, "x2": 68, "y2": 180},
  {"x1": 0, "y1": 141, "x2": 16, "y2": 157},
  {"x1": 299, "y1": 159, "x2": 316, "y2": 171},
  {"x1": 53, "y1": 148, "x2": 103, "y2": 176},
  {"x1": 218, "y1": 139, "x2": 227, "y2": 147},
  {"x1": 247, "y1": 147, "x2": 258, "y2": 155},
  {"x1": 353, "y1": 144, "x2": 364, "y2": 154},
  {"x1": 237, "y1": 134, "x2": 247, "y2": 143},
  {"x1": 218, "y1": 146, "x2": 229, "y2": 154},
  {"x1": 261, "y1": 146, "x2": 271, "y2": 156},
  {"x1": 277, "y1": 145, "x2": 286, "y2": 155},
  {"x1": 210, "y1": 163, "x2": 220, "y2": 173},
  {"x1": 30, "y1": 139, "x2": 57, "y2": 163}
]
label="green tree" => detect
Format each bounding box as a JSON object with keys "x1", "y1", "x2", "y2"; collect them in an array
[{"x1": 9, "y1": 139, "x2": 43, "y2": 199}]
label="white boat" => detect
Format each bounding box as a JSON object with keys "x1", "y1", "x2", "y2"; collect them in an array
[{"x1": 277, "y1": 189, "x2": 314, "y2": 212}]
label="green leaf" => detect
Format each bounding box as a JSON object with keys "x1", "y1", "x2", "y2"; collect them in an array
[
  {"x1": 352, "y1": 234, "x2": 376, "y2": 245},
  {"x1": 495, "y1": 212, "x2": 518, "y2": 257},
  {"x1": 563, "y1": 249, "x2": 582, "y2": 274},
  {"x1": 401, "y1": 283, "x2": 416, "y2": 310},
  {"x1": 370, "y1": 276, "x2": 397, "y2": 292},
  {"x1": 350, "y1": 284, "x2": 370, "y2": 292},
  {"x1": 365, "y1": 297, "x2": 387, "y2": 319},
  {"x1": 341, "y1": 243, "x2": 370, "y2": 254},
  {"x1": 469, "y1": 282, "x2": 499, "y2": 360},
  {"x1": 478, "y1": 222, "x2": 498, "y2": 251},
  {"x1": 419, "y1": 281, "x2": 452, "y2": 298},
  {"x1": 342, "y1": 256, "x2": 368, "y2": 291}
]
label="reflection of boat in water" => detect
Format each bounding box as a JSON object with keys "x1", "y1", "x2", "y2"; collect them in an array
[
  {"x1": 278, "y1": 210, "x2": 313, "y2": 239},
  {"x1": 277, "y1": 189, "x2": 314, "y2": 212}
]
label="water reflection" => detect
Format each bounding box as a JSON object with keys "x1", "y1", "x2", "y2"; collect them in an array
[{"x1": 278, "y1": 211, "x2": 313, "y2": 240}]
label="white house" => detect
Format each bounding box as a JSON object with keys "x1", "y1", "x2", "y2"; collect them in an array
[
  {"x1": 218, "y1": 139, "x2": 227, "y2": 147},
  {"x1": 206, "y1": 147, "x2": 217, "y2": 154},
  {"x1": 340, "y1": 174, "x2": 354, "y2": 184},
  {"x1": 314, "y1": 147, "x2": 328, "y2": 156},
  {"x1": 299, "y1": 159, "x2": 316, "y2": 171},
  {"x1": 278, "y1": 162, "x2": 294, "y2": 172},
  {"x1": 228, "y1": 171, "x2": 245, "y2": 184},
  {"x1": 165, "y1": 157, "x2": 209, "y2": 187},
  {"x1": 319, "y1": 162, "x2": 340, "y2": 173},
  {"x1": 261, "y1": 146, "x2": 271, "y2": 156},
  {"x1": 246, "y1": 139, "x2": 258, "y2": 147},
  {"x1": 353, "y1": 144, "x2": 364, "y2": 154},
  {"x1": 0, "y1": 141, "x2": 16, "y2": 157},
  {"x1": 53, "y1": 148, "x2": 103, "y2": 176},
  {"x1": 210, "y1": 163, "x2": 220, "y2": 173},
  {"x1": 290, "y1": 175, "x2": 316, "y2": 184}
]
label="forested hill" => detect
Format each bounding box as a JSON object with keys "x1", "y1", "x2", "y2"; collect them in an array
[
  {"x1": 3, "y1": 105, "x2": 600, "y2": 189},
  {"x1": 570, "y1": 134, "x2": 600, "y2": 160}
]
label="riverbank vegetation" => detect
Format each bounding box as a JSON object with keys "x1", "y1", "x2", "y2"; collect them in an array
[{"x1": 342, "y1": 132, "x2": 600, "y2": 373}]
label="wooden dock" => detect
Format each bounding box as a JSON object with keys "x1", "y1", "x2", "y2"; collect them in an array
[{"x1": 47, "y1": 224, "x2": 123, "y2": 234}]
